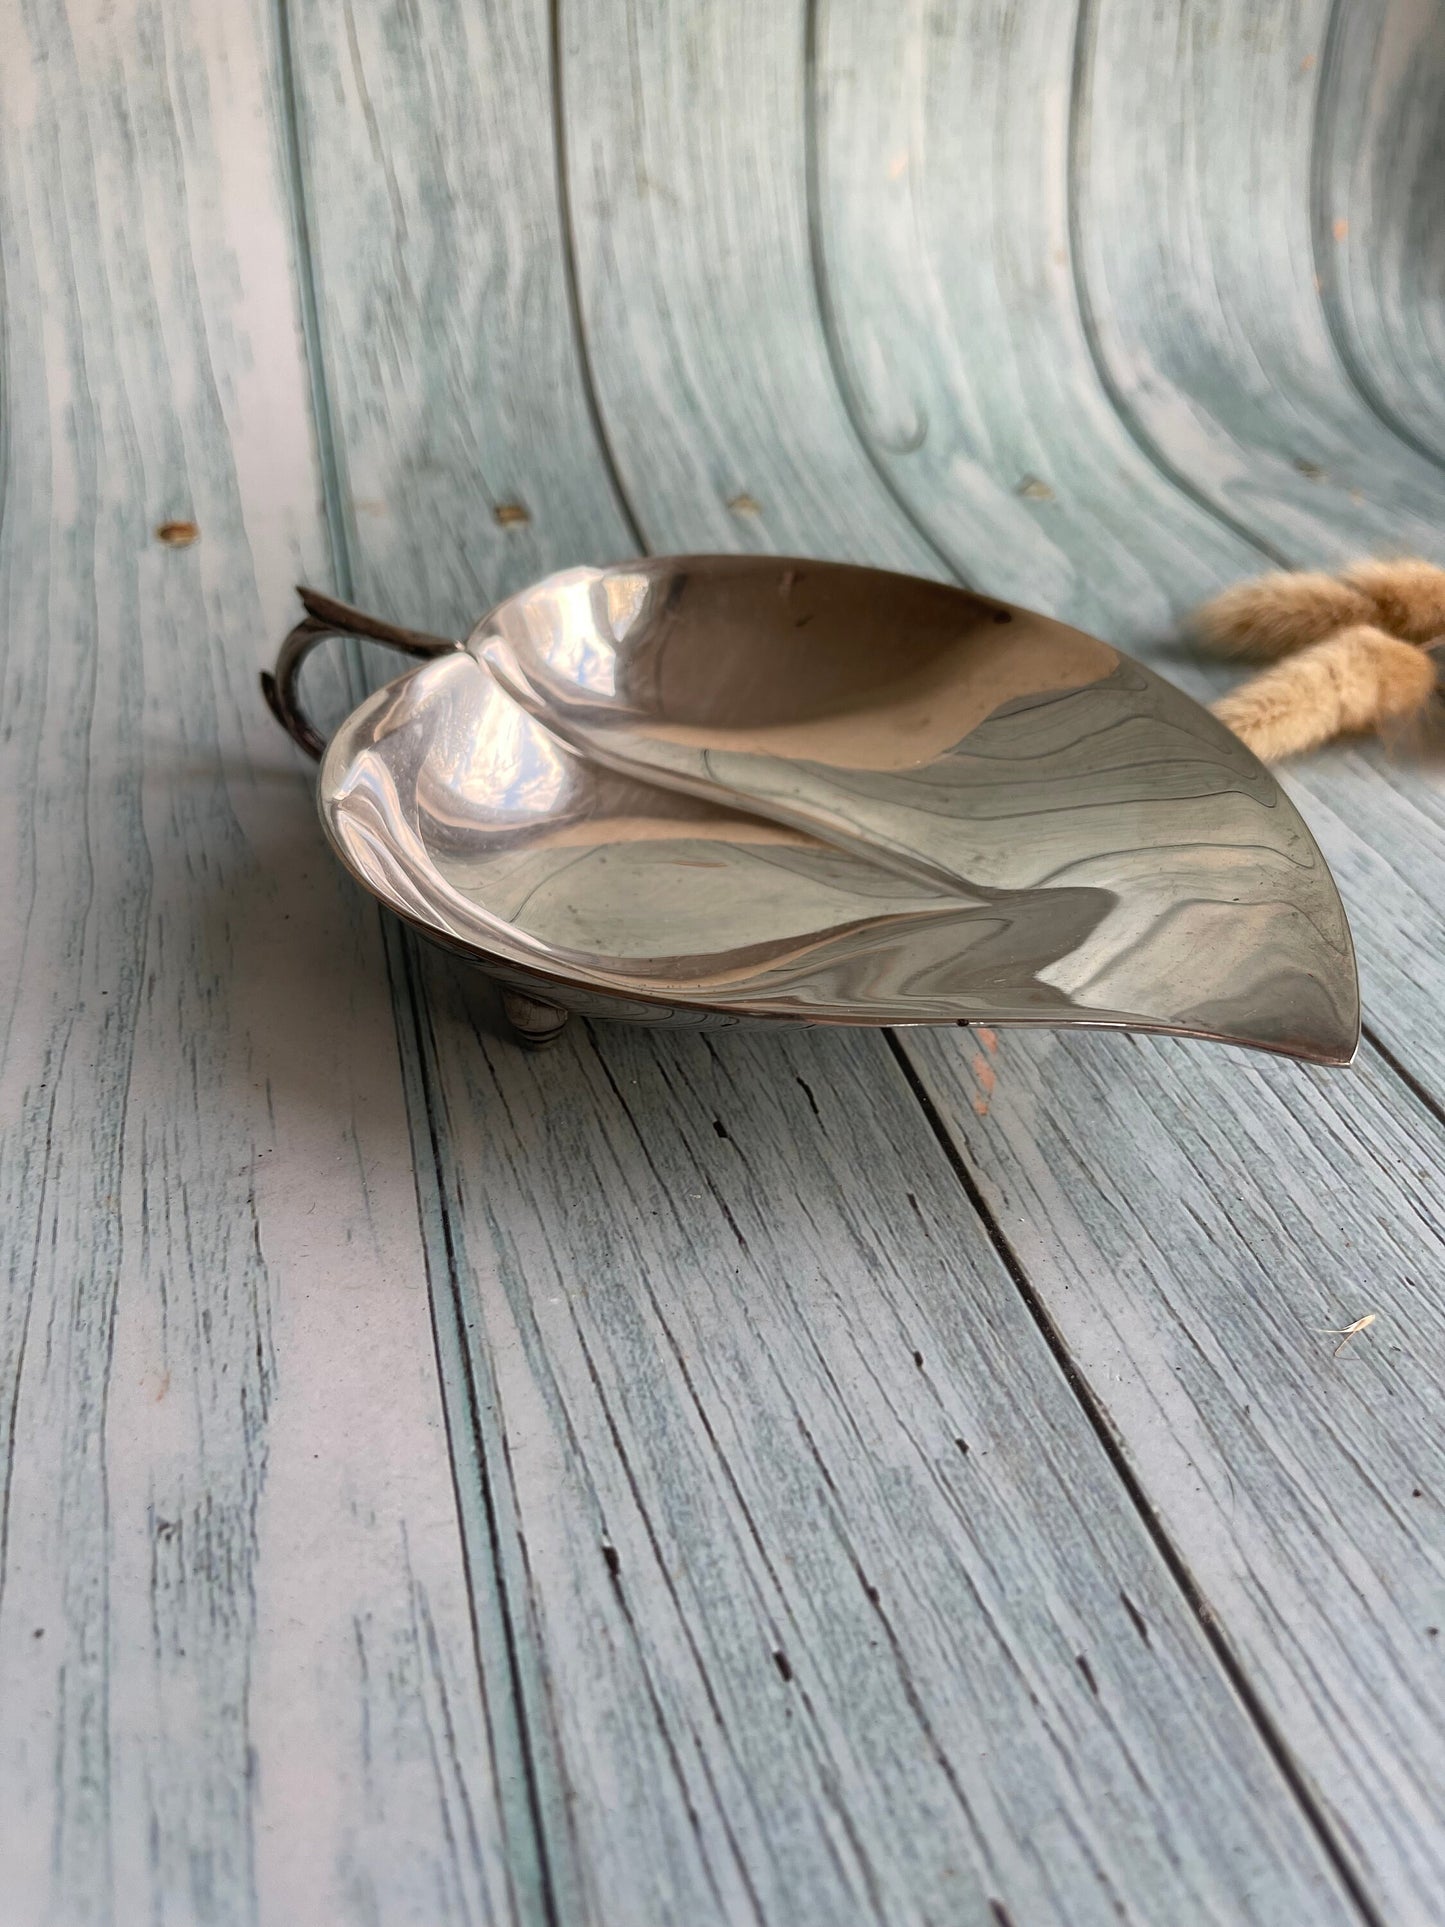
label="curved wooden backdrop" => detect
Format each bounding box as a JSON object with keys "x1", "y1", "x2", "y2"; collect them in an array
[{"x1": 3, "y1": 1, "x2": 1445, "y2": 1922}]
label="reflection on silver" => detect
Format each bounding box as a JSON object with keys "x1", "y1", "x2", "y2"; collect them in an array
[{"x1": 267, "y1": 558, "x2": 1359, "y2": 1062}]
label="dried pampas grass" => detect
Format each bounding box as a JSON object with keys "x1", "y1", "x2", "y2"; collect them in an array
[
  {"x1": 1194, "y1": 571, "x2": 1374, "y2": 660},
  {"x1": 1211, "y1": 626, "x2": 1436, "y2": 762},
  {"x1": 1195, "y1": 557, "x2": 1445, "y2": 760}
]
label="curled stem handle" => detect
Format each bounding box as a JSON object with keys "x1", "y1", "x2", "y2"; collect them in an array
[{"x1": 262, "y1": 585, "x2": 460, "y2": 760}]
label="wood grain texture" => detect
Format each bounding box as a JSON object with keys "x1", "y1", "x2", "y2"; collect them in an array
[
  {"x1": 1075, "y1": 0, "x2": 1445, "y2": 560},
  {"x1": 280, "y1": 2, "x2": 645, "y2": 1908},
  {"x1": 811, "y1": 0, "x2": 1259, "y2": 644},
  {"x1": 810, "y1": 2, "x2": 1445, "y2": 1911},
  {"x1": 13, "y1": 0, "x2": 1445, "y2": 1919},
  {"x1": 556, "y1": 1, "x2": 1445, "y2": 1915},
  {"x1": 0, "y1": 3, "x2": 505, "y2": 1920},
  {"x1": 291, "y1": 0, "x2": 1418, "y2": 1917},
  {"x1": 402, "y1": 970, "x2": 1361, "y2": 1926},
  {"x1": 1315, "y1": 0, "x2": 1445, "y2": 463},
  {"x1": 1069, "y1": 0, "x2": 1445, "y2": 1103},
  {"x1": 811, "y1": 0, "x2": 1445, "y2": 1105},
  {"x1": 903, "y1": 1023, "x2": 1445, "y2": 1920},
  {"x1": 556, "y1": 0, "x2": 944, "y2": 572},
  {"x1": 286, "y1": 0, "x2": 637, "y2": 634}
]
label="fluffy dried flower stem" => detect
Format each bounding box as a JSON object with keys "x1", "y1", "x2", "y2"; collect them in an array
[{"x1": 1211, "y1": 625, "x2": 1437, "y2": 761}]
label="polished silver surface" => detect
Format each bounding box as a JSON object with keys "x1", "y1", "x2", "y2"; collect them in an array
[{"x1": 268, "y1": 556, "x2": 1359, "y2": 1062}]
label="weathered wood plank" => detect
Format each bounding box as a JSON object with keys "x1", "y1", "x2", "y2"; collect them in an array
[
  {"x1": 561, "y1": 0, "x2": 1445, "y2": 1915},
  {"x1": 812, "y1": 1, "x2": 1445, "y2": 1914},
  {"x1": 286, "y1": 0, "x2": 1388, "y2": 1916},
  {"x1": 409, "y1": 970, "x2": 1362, "y2": 1926},
  {"x1": 282, "y1": 1, "x2": 649, "y2": 1912},
  {"x1": 1315, "y1": 0, "x2": 1445, "y2": 463},
  {"x1": 811, "y1": 0, "x2": 1258, "y2": 643},
  {"x1": 812, "y1": 0, "x2": 1445, "y2": 1103},
  {"x1": 556, "y1": 0, "x2": 944, "y2": 573},
  {"x1": 286, "y1": 0, "x2": 636, "y2": 632},
  {"x1": 1076, "y1": 0, "x2": 1445, "y2": 558},
  {"x1": 0, "y1": 4, "x2": 506, "y2": 1920},
  {"x1": 903, "y1": 1023, "x2": 1445, "y2": 1920},
  {"x1": 1071, "y1": 0, "x2": 1445, "y2": 1092}
]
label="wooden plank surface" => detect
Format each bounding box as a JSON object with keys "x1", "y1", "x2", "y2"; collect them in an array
[
  {"x1": 1077, "y1": 0, "x2": 1445, "y2": 557},
  {"x1": 556, "y1": 0, "x2": 944, "y2": 575},
  {"x1": 811, "y1": 0, "x2": 1445, "y2": 1915},
  {"x1": 811, "y1": 0, "x2": 1257, "y2": 642},
  {"x1": 813, "y1": 0, "x2": 1445, "y2": 1103},
  {"x1": 904, "y1": 1025, "x2": 1445, "y2": 1918},
  {"x1": 281, "y1": 2, "x2": 643, "y2": 1913},
  {"x1": 1071, "y1": 0, "x2": 1445, "y2": 1100},
  {"x1": 0, "y1": 4, "x2": 506, "y2": 1921},
  {"x1": 8, "y1": 0, "x2": 1445, "y2": 1920},
  {"x1": 286, "y1": 0, "x2": 636, "y2": 629},
  {"x1": 399, "y1": 971, "x2": 1358, "y2": 1925},
  {"x1": 1315, "y1": 0, "x2": 1445, "y2": 462},
  {"x1": 279, "y1": 0, "x2": 1433, "y2": 1918}
]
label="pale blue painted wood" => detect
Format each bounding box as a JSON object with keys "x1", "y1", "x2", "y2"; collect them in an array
[
  {"x1": 903, "y1": 1023, "x2": 1445, "y2": 1919},
  {"x1": 812, "y1": 0, "x2": 1445, "y2": 1105},
  {"x1": 269, "y1": 0, "x2": 1445, "y2": 1920},
  {"x1": 280, "y1": 9, "x2": 643, "y2": 1911},
  {"x1": 284, "y1": 0, "x2": 1369, "y2": 1912},
  {"x1": 286, "y1": 0, "x2": 637, "y2": 634},
  {"x1": 1076, "y1": 0, "x2": 1445, "y2": 559},
  {"x1": 285, "y1": 3, "x2": 1379, "y2": 1911},
  {"x1": 9, "y1": 0, "x2": 1445, "y2": 1921},
  {"x1": 812, "y1": 2, "x2": 1445, "y2": 1914},
  {"x1": 399, "y1": 967, "x2": 1362, "y2": 1926},
  {"x1": 554, "y1": 1, "x2": 945, "y2": 577},
  {"x1": 0, "y1": 4, "x2": 507, "y2": 1922},
  {"x1": 1316, "y1": 0, "x2": 1445, "y2": 462},
  {"x1": 1065, "y1": 0, "x2": 1445, "y2": 1102},
  {"x1": 812, "y1": 0, "x2": 1261, "y2": 642}
]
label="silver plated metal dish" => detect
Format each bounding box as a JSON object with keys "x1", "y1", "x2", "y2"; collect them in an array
[{"x1": 263, "y1": 556, "x2": 1359, "y2": 1062}]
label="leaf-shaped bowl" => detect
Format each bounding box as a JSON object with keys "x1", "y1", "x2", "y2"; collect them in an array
[{"x1": 264, "y1": 557, "x2": 1359, "y2": 1061}]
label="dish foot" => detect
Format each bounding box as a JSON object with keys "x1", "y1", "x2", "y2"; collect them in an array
[{"x1": 501, "y1": 989, "x2": 571, "y2": 1050}]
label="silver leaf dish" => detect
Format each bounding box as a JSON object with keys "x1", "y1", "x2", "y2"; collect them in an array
[{"x1": 263, "y1": 556, "x2": 1359, "y2": 1061}]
